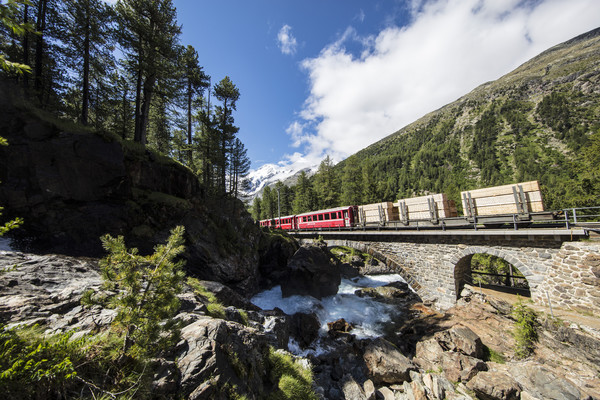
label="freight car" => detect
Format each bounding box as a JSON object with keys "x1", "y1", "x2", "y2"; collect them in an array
[{"x1": 259, "y1": 181, "x2": 560, "y2": 230}]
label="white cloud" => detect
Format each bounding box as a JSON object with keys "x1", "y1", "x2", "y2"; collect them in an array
[
  {"x1": 283, "y1": 0, "x2": 600, "y2": 166},
  {"x1": 277, "y1": 24, "x2": 298, "y2": 55}
]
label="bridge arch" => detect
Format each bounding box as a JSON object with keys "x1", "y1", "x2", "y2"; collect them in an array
[{"x1": 452, "y1": 246, "x2": 532, "y2": 300}]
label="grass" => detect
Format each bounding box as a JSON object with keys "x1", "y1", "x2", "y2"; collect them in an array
[
  {"x1": 187, "y1": 277, "x2": 227, "y2": 319},
  {"x1": 482, "y1": 345, "x2": 506, "y2": 364},
  {"x1": 266, "y1": 347, "x2": 317, "y2": 400}
]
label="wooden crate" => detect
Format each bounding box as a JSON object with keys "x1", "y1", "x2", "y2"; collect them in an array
[
  {"x1": 461, "y1": 181, "x2": 544, "y2": 217},
  {"x1": 358, "y1": 202, "x2": 399, "y2": 224},
  {"x1": 395, "y1": 194, "x2": 458, "y2": 222}
]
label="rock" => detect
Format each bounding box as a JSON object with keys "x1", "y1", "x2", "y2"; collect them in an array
[
  {"x1": 439, "y1": 351, "x2": 487, "y2": 383},
  {"x1": 178, "y1": 316, "x2": 271, "y2": 399},
  {"x1": 376, "y1": 386, "x2": 395, "y2": 400},
  {"x1": 508, "y1": 364, "x2": 581, "y2": 400},
  {"x1": 328, "y1": 318, "x2": 353, "y2": 333},
  {"x1": 289, "y1": 312, "x2": 321, "y2": 349},
  {"x1": 364, "y1": 379, "x2": 376, "y2": 400},
  {"x1": 422, "y1": 373, "x2": 455, "y2": 400},
  {"x1": 435, "y1": 325, "x2": 484, "y2": 358},
  {"x1": 191, "y1": 280, "x2": 260, "y2": 311},
  {"x1": 341, "y1": 374, "x2": 367, "y2": 400},
  {"x1": 414, "y1": 337, "x2": 445, "y2": 371},
  {"x1": 363, "y1": 338, "x2": 416, "y2": 384},
  {"x1": 466, "y1": 371, "x2": 521, "y2": 400},
  {"x1": 258, "y1": 231, "x2": 299, "y2": 290},
  {"x1": 281, "y1": 244, "x2": 341, "y2": 299},
  {"x1": 355, "y1": 282, "x2": 418, "y2": 305}
]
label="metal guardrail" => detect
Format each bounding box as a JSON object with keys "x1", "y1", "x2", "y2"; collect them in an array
[{"x1": 563, "y1": 206, "x2": 600, "y2": 229}]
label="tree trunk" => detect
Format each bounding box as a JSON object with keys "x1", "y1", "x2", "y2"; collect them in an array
[
  {"x1": 34, "y1": 0, "x2": 48, "y2": 102},
  {"x1": 134, "y1": 67, "x2": 143, "y2": 142},
  {"x1": 22, "y1": 4, "x2": 29, "y2": 89},
  {"x1": 81, "y1": 1, "x2": 91, "y2": 125},
  {"x1": 187, "y1": 79, "x2": 193, "y2": 165},
  {"x1": 138, "y1": 73, "x2": 156, "y2": 145}
]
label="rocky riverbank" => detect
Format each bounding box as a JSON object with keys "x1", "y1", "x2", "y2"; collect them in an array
[{"x1": 2, "y1": 244, "x2": 599, "y2": 399}]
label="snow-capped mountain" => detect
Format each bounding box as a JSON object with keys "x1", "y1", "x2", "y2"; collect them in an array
[{"x1": 244, "y1": 163, "x2": 315, "y2": 200}]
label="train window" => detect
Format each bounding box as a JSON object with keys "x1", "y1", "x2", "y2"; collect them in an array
[
  {"x1": 318, "y1": 214, "x2": 323, "y2": 221},
  {"x1": 303, "y1": 217, "x2": 307, "y2": 222},
  {"x1": 324, "y1": 214, "x2": 330, "y2": 220}
]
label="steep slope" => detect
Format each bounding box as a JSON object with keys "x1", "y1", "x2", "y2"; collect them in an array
[
  {"x1": 0, "y1": 86, "x2": 263, "y2": 295},
  {"x1": 337, "y1": 27, "x2": 600, "y2": 211}
]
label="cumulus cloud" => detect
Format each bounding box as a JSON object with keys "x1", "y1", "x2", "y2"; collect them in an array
[
  {"x1": 284, "y1": 0, "x2": 600, "y2": 165},
  {"x1": 277, "y1": 24, "x2": 298, "y2": 55}
]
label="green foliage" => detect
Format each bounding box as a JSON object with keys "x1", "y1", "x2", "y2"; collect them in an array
[
  {"x1": 99, "y1": 225, "x2": 186, "y2": 357},
  {"x1": 187, "y1": 277, "x2": 227, "y2": 319},
  {"x1": 267, "y1": 348, "x2": 317, "y2": 400},
  {"x1": 0, "y1": 137, "x2": 23, "y2": 236},
  {"x1": 0, "y1": 325, "x2": 79, "y2": 398},
  {"x1": 470, "y1": 254, "x2": 528, "y2": 289},
  {"x1": 481, "y1": 345, "x2": 506, "y2": 364},
  {"x1": 512, "y1": 298, "x2": 539, "y2": 358}
]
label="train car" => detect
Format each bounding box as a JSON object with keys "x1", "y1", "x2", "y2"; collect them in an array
[
  {"x1": 296, "y1": 206, "x2": 359, "y2": 230},
  {"x1": 273, "y1": 215, "x2": 297, "y2": 230},
  {"x1": 259, "y1": 219, "x2": 273, "y2": 228}
]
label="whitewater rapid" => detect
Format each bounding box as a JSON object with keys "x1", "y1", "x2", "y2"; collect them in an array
[{"x1": 251, "y1": 274, "x2": 408, "y2": 345}]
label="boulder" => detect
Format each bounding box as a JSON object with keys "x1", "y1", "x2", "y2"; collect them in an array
[
  {"x1": 363, "y1": 338, "x2": 416, "y2": 384},
  {"x1": 281, "y1": 244, "x2": 341, "y2": 299},
  {"x1": 328, "y1": 318, "x2": 353, "y2": 333},
  {"x1": 289, "y1": 312, "x2": 321, "y2": 349},
  {"x1": 376, "y1": 386, "x2": 395, "y2": 400},
  {"x1": 363, "y1": 379, "x2": 376, "y2": 400},
  {"x1": 178, "y1": 316, "x2": 272, "y2": 399},
  {"x1": 508, "y1": 364, "x2": 581, "y2": 400},
  {"x1": 192, "y1": 280, "x2": 259, "y2": 311},
  {"x1": 341, "y1": 374, "x2": 367, "y2": 400},
  {"x1": 439, "y1": 351, "x2": 487, "y2": 383},
  {"x1": 435, "y1": 325, "x2": 484, "y2": 358},
  {"x1": 466, "y1": 371, "x2": 521, "y2": 400}
]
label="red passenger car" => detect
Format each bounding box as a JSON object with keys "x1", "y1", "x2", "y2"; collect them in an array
[{"x1": 296, "y1": 206, "x2": 358, "y2": 230}]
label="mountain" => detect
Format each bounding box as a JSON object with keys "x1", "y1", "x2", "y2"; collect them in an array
[
  {"x1": 332, "y1": 27, "x2": 600, "y2": 211},
  {"x1": 245, "y1": 163, "x2": 315, "y2": 199}
]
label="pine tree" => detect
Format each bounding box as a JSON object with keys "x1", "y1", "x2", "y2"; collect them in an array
[
  {"x1": 213, "y1": 76, "x2": 240, "y2": 194},
  {"x1": 229, "y1": 137, "x2": 250, "y2": 198},
  {"x1": 115, "y1": 0, "x2": 181, "y2": 145},
  {"x1": 292, "y1": 170, "x2": 315, "y2": 213},
  {"x1": 313, "y1": 155, "x2": 339, "y2": 208},
  {"x1": 180, "y1": 44, "x2": 209, "y2": 167},
  {"x1": 60, "y1": 0, "x2": 115, "y2": 125},
  {"x1": 99, "y1": 225, "x2": 186, "y2": 356},
  {"x1": 340, "y1": 157, "x2": 362, "y2": 205}
]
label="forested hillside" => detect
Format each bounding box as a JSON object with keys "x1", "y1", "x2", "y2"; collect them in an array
[
  {"x1": 253, "y1": 28, "x2": 600, "y2": 219},
  {"x1": 0, "y1": 0, "x2": 250, "y2": 198}
]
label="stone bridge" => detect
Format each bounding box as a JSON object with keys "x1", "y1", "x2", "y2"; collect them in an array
[{"x1": 292, "y1": 228, "x2": 600, "y2": 313}]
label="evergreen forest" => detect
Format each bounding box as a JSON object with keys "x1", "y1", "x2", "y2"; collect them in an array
[{"x1": 0, "y1": 0, "x2": 251, "y2": 198}]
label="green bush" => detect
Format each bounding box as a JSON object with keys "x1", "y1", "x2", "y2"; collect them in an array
[{"x1": 512, "y1": 298, "x2": 539, "y2": 358}]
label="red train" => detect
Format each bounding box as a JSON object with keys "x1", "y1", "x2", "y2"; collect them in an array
[{"x1": 259, "y1": 206, "x2": 359, "y2": 230}]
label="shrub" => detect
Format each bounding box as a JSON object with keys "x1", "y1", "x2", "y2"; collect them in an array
[
  {"x1": 512, "y1": 298, "x2": 539, "y2": 358},
  {"x1": 99, "y1": 225, "x2": 186, "y2": 357}
]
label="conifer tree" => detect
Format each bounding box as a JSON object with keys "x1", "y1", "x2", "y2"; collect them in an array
[
  {"x1": 341, "y1": 157, "x2": 362, "y2": 205},
  {"x1": 313, "y1": 155, "x2": 339, "y2": 209},
  {"x1": 115, "y1": 0, "x2": 181, "y2": 145},
  {"x1": 292, "y1": 170, "x2": 315, "y2": 213},
  {"x1": 99, "y1": 225, "x2": 186, "y2": 356}
]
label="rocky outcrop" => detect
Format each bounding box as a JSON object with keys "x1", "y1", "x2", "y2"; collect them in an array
[
  {"x1": 0, "y1": 250, "x2": 309, "y2": 399},
  {"x1": 0, "y1": 91, "x2": 264, "y2": 296},
  {"x1": 363, "y1": 338, "x2": 416, "y2": 384},
  {"x1": 281, "y1": 243, "x2": 341, "y2": 299}
]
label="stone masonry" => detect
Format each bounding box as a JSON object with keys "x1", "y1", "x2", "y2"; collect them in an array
[{"x1": 318, "y1": 236, "x2": 600, "y2": 313}]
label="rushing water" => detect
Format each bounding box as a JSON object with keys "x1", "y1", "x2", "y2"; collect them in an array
[
  {"x1": 251, "y1": 274, "x2": 409, "y2": 354},
  {"x1": 0, "y1": 237, "x2": 13, "y2": 252}
]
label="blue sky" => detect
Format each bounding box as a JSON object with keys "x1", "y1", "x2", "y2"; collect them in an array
[{"x1": 171, "y1": 0, "x2": 599, "y2": 171}]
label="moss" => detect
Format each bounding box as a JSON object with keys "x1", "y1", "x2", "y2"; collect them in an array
[
  {"x1": 482, "y1": 345, "x2": 506, "y2": 364},
  {"x1": 187, "y1": 277, "x2": 227, "y2": 319}
]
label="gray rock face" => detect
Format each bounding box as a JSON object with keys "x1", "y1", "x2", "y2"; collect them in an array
[
  {"x1": 508, "y1": 364, "x2": 581, "y2": 400},
  {"x1": 363, "y1": 338, "x2": 416, "y2": 384},
  {"x1": 281, "y1": 244, "x2": 341, "y2": 299},
  {"x1": 466, "y1": 371, "x2": 521, "y2": 400},
  {"x1": 435, "y1": 325, "x2": 484, "y2": 358}
]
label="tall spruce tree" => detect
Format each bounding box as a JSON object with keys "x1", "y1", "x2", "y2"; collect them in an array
[
  {"x1": 213, "y1": 76, "x2": 240, "y2": 194},
  {"x1": 60, "y1": 0, "x2": 115, "y2": 125},
  {"x1": 292, "y1": 170, "x2": 315, "y2": 213},
  {"x1": 313, "y1": 155, "x2": 339, "y2": 209},
  {"x1": 115, "y1": 0, "x2": 181, "y2": 145},
  {"x1": 180, "y1": 44, "x2": 209, "y2": 167}
]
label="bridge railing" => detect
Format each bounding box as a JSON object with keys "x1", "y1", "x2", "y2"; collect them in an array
[{"x1": 563, "y1": 206, "x2": 600, "y2": 229}]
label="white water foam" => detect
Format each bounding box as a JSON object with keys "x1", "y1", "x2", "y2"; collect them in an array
[{"x1": 251, "y1": 274, "x2": 407, "y2": 344}]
